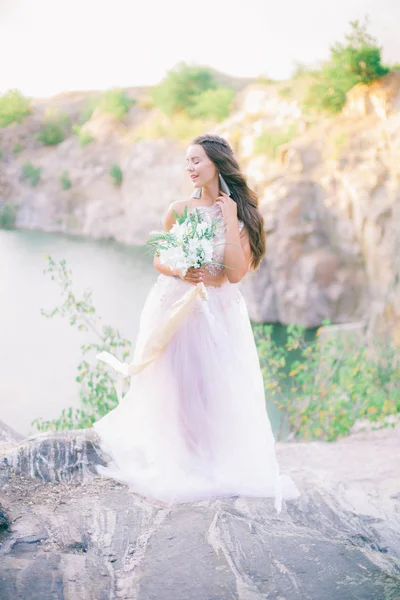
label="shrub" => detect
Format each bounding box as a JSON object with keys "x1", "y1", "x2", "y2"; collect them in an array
[
  {"x1": 188, "y1": 87, "x2": 236, "y2": 121},
  {"x1": 151, "y1": 62, "x2": 217, "y2": 116},
  {"x1": 60, "y1": 170, "x2": 72, "y2": 190},
  {"x1": 97, "y1": 88, "x2": 136, "y2": 120},
  {"x1": 13, "y1": 143, "x2": 23, "y2": 153},
  {"x1": 0, "y1": 89, "x2": 31, "y2": 127},
  {"x1": 253, "y1": 125, "x2": 297, "y2": 158},
  {"x1": 109, "y1": 163, "x2": 123, "y2": 186},
  {"x1": 37, "y1": 121, "x2": 65, "y2": 145},
  {"x1": 0, "y1": 204, "x2": 17, "y2": 229},
  {"x1": 22, "y1": 162, "x2": 41, "y2": 186},
  {"x1": 304, "y1": 18, "x2": 389, "y2": 114},
  {"x1": 254, "y1": 322, "x2": 400, "y2": 441},
  {"x1": 72, "y1": 124, "x2": 94, "y2": 146},
  {"x1": 32, "y1": 257, "x2": 131, "y2": 431}
]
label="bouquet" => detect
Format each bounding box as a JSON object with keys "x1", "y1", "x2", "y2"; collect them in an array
[{"x1": 145, "y1": 206, "x2": 224, "y2": 277}]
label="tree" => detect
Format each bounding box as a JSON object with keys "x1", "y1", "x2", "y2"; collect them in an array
[
  {"x1": 304, "y1": 18, "x2": 389, "y2": 114},
  {"x1": 151, "y1": 62, "x2": 217, "y2": 116}
]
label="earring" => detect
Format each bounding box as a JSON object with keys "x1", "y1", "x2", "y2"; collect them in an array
[
  {"x1": 218, "y1": 173, "x2": 231, "y2": 196},
  {"x1": 191, "y1": 187, "x2": 202, "y2": 199}
]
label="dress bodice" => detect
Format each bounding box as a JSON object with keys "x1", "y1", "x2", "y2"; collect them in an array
[{"x1": 193, "y1": 203, "x2": 245, "y2": 277}]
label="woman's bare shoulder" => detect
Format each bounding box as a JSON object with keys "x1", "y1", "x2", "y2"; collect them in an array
[
  {"x1": 163, "y1": 199, "x2": 191, "y2": 229},
  {"x1": 167, "y1": 199, "x2": 190, "y2": 217}
]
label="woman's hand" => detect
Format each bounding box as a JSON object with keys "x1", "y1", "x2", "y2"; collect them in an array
[
  {"x1": 216, "y1": 191, "x2": 238, "y2": 225},
  {"x1": 176, "y1": 266, "x2": 205, "y2": 285}
]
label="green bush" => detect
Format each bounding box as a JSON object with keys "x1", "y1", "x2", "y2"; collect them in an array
[
  {"x1": 253, "y1": 125, "x2": 297, "y2": 158},
  {"x1": 13, "y1": 143, "x2": 23, "y2": 153},
  {"x1": 72, "y1": 124, "x2": 94, "y2": 146},
  {"x1": 254, "y1": 323, "x2": 400, "y2": 441},
  {"x1": 37, "y1": 121, "x2": 65, "y2": 145},
  {"x1": 109, "y1": 163, "x2": 123, "y2": 186},
  {"x1": 0, "y1": 204, "x2": 17, "y2": 229},
  {"x1": 32, "y1": 257, "x2": 131, "y2": 431},
  {"x1": 97, "y1": 88, "x2": 136, "y2": 120},
  {"x1": 151, "y1": 62, "x2": 217, "y2": 116},
  {"x1": 304, "y1": 18, "x2": 389, "y2": 114},
  {"x1": 60, "y1": 170, "x2": 72, "y2": 190},
  {"x1": 22, "y1": 162, "x2": 41, "y2": 186},
  {"x1": 0, "y1": 89, "x2": 31, "y2": 127},
  {"x1": 188, "y1": 87, "x2": 235, "y2": 121}
]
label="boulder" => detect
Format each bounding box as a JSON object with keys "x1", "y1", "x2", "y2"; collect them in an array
[{"x1": 0, "y1": 425, "x2": 399, "y2": 599}]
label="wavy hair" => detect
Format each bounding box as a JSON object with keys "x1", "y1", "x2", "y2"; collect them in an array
[{"x1": 191, "y1": 133, "x2": 266, "y2": 270}]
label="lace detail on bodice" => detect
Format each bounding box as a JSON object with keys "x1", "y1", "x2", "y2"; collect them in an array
[{"x1": 193, "y1": 203, "x2": 244, "y2": 277}]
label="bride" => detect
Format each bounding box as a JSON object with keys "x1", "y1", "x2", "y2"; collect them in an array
[{"x1": 93, "y1": 133, "x2": 300, "y2": 512}]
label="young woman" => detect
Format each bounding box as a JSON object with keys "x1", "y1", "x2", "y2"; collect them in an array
[{"x1": 93, "y1": 134, "x2": 299, "y2": 511}]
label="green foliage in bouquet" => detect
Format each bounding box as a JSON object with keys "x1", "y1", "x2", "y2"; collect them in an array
[{"x1": 32, "y1": 256, "x2": 131, "y2": 432}]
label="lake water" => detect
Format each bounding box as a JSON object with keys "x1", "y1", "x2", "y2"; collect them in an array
[{"x1": 1, "y1": 229, "x2": 287, "y2": 437}]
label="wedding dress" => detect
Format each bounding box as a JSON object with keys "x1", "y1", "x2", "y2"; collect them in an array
[{"x1": 93, "y1": 203, "x2": 300, "y2": 511}]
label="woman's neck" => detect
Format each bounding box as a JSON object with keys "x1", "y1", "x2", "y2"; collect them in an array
[{"x1": 201, "y1": 181, "x2": 220, "y2": 205}]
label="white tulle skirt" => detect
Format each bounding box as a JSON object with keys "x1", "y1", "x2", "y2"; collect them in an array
[{"x1": 93, "y1": 274, "x2": 300, "y2": 511}]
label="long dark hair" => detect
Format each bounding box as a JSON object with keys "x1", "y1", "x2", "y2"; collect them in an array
[{"x1": 191, "y1": 133, "x2": 266, "y2": 270}]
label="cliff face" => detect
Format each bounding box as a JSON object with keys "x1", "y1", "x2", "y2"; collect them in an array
[
  {"x1": 0, "y1": 421, "x2": 399, "y2": 599},
  {"x1": 1, "y1": 78, "x2": 400, "y2": 331},
  {"x1": 218, "y1": 79, "x2": 400, "y2": 331}
]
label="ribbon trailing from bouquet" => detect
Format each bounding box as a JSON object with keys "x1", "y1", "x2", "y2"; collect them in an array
[{"x1": 96, "y1": 282, "x2": 208, "y2": 402}]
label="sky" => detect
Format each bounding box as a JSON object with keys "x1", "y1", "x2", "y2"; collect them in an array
[{"x1": 0, "y1": 0, "x2": 399, "y2": 98}]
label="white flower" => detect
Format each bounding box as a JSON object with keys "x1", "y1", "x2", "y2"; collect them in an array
[
  {"x1": 146, "y1": 209, "x2": 222, "y2": 276},
  {"x1": 159, "y1": 246, "x2": 189, "y2": 274},
  {"x1": 196, "y1": 222, "x2": 208, "y2": 236}
]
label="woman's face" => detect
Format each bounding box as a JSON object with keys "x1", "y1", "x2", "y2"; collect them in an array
[{"x1": 186, "y1": 144, "x2": 217, "y2": 189}]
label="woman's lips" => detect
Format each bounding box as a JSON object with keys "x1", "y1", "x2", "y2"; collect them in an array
[{"x1": 191, "y1": 175, "x2": 198, "y2": 181}]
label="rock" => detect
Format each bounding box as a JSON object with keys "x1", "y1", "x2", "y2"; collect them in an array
[
  {"x1": 241, "y1": 179, "x2": 369, "y2": 326},
  {"x1": 0, "y1": 426, "x2": 399, "y2": 599},
  {"x1": 0, "y1": 427, "x2": 107, "y2": 486},
  {"x1": 0, "y1": 504, "x2": 9, "y2": 530},
  {"x1": 0, "y1": 421, "x2": 25, "y2": 445},
  {"x1": 344, "y1": 72, "x2": 400, "y2": 120}
]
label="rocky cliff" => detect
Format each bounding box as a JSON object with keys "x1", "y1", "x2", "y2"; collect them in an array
[
  {"x1": 1, "y1": 76, "x2": 400, "y2": 332},
  {"x1": 0, "y1": 420, "x2": 399, "y2": 599}
]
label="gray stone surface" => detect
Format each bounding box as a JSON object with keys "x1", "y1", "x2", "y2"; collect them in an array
[
  {"x1": 0, "y1": 421, "x2": 24, "y2": 444},
  {"x1": 0, "y1": 422, "x2": 399, "y2": 599}
]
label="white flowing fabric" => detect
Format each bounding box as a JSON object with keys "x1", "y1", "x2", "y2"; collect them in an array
[{"x1": 93, "y1": 205, "x2": 300, "y2": 511}]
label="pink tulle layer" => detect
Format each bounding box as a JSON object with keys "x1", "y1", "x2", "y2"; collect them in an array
[{"x1": 93, "y1": 274, "x2": 300, "y2": 511}]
